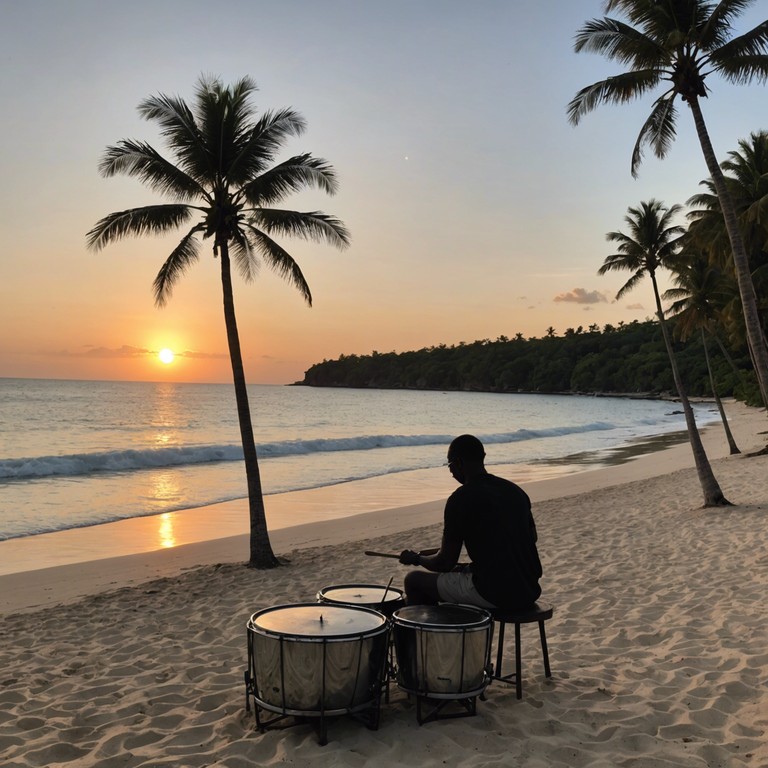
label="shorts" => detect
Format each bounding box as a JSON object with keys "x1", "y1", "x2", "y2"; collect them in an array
[{"x1": 436, "y1": 570, "x2": 496, "y2": 609}]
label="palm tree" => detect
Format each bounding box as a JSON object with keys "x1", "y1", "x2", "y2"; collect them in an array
[
  {"x1": 687, "y1": 131, "x2": 768, "y2": 340},
  {"x1": 663, "y1": 252, "x2": 740, "y2": 453},
  {"x1": 568, "y1": 0, "x2": 768, "y2": 410},
  {"x1": 87, "y1": 76, "x2": 350, "y2": 567},
  {"x1": 599, "y1": 200, "x2": 730, "y2": 506}
]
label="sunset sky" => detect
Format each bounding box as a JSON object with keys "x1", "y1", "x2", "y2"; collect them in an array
[{"x1": 1, "y1": 0, "x2": 766, "y2": 385}]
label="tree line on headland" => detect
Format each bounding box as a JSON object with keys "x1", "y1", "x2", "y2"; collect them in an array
[{"x1": 297, "y1": 319, "x2": 762, "y2": 405}]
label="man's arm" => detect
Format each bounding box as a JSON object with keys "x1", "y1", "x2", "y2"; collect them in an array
[{"x1": 415, "y1": 529, "x2": 462, "y2": 572}]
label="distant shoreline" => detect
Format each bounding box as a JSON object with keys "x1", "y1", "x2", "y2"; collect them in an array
[{"x1": 291, "y1": 381, "x2": 710, "y2": 403}]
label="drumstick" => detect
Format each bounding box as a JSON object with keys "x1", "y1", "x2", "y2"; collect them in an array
[
  {"x1": 379, "y1": 576, "x2": 395, "y2": 608},
  {"x1": 364, "y1": 548, "x2": 439, "y2": 559}
]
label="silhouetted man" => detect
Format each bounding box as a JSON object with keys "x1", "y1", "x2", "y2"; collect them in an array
[{"x1": 400, "y1": 434, "x2": 542, "y2": 610}]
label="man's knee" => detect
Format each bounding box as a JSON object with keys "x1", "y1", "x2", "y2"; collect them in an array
[{"x1": 403, "y1": 570, "x2": 440, "y2": 605}]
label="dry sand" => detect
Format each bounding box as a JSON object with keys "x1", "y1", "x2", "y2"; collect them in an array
[{"x1": 1, "y1": 401, "x2": 767, "y2": 767}]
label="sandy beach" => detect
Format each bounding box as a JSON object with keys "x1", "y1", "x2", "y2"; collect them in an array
[{"x1": 1, "y1": 401, "x2": 767, "y2": 767}]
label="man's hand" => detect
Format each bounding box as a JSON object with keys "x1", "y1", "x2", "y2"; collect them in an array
[{"x1": 399, "y1": 549, "x2": 421, "y2": 566}]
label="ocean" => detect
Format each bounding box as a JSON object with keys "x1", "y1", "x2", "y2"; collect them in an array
[{"x1": 0, "y1": 378, "x2": 721, "y2": 542}]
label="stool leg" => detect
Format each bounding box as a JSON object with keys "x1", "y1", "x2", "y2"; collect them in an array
[
  {"x1": 514, "y1": 622, "x2": 522, "y2": 700},
  {"x1": 539, "y1": 620, "x2": 552, "y2": 678},
  {"x1": 495, "y1": 620, "x2": 506, "y2": 678}
]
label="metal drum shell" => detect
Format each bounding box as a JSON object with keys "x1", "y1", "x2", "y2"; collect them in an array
[
  {"x1": 317, "y1": 583, "x2": 405, "y2": 618},
  {"x1": 247, "y1": 603, "x2": 389, "y2": 717},
  {"x1": 392, "y1": 604, "x2": 492, "y2": 699}
]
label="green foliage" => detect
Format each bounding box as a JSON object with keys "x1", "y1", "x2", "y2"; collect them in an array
[{"x1": 298, "y1": 319, "x2": 754, "y2": 399}]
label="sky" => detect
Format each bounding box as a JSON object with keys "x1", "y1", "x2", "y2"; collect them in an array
[{"x1": 1, "y1": 0, "x2": 766, "y2": 385}]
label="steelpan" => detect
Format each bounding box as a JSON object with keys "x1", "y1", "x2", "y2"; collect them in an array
[
  {"x1": 317, "y1": 583, "x2": 405, "y2": 617},
  {"x1": 392, "y1": 604, "x2": 491, "y2": 698},
  {"x1": 247, "y1": 603, "x2": 389, "y2": 716}
]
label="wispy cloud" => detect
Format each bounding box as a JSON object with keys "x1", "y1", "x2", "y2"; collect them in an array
[
  {"x1": 52, "y1": 345, "x2": 151, "y2": 358},
  {"x1": 553, "y1": 288, "x2": 608, "y2": 304},
  {"x1": 626, "y1": 303, "x2": 644, "y2": 310},
  {"x1": 52, "y1": 345, "x2": 228, "y2": 360}
]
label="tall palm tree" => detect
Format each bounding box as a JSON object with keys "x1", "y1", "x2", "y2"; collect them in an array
[
  {"x1": 663, "y1": 252, "x2": 740, "y2": 453},
  {"x1": 599, "y1": 200, "x2": 730, "y2": 506},
  {"x1": 687, "y1": 131, "x2": 768, "y2": 339},
  {"x1": 568, "y1": 0, "x2": 768, "y2": 410},
  {"x1": 87, "y1": 76, "x2": 350, "y2": 567},
  {"x1": 686, "y1": 131, "x2": 768, "y2": 407}
]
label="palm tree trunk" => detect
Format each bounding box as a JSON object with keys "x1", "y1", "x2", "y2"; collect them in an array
[
  {"x1": 651, "y1": 273, "x2": 731, "y2": 506},
  {"x1": 687, "y1": 97, "x2": 768, "y2": 411},
  {"x1": 701, "y1": 329, "x2": 739, "y2": 455},
  {"x1": 219, "y1": 241, "x2": 279, "y2": 568}
]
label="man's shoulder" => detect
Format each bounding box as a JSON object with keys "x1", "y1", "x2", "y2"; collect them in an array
[{"x1": 483, "y1": 473, "x2": 531, "y2": 503}]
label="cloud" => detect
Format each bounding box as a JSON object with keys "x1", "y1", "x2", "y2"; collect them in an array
[
  {"x1": 52, "y1": 345, "x2": 229, "y2": 360},
  {"x1": 553, "y1": 288, "x2": 608, "y2": 304},
  {"x1": 52, "y1": 345, "x2": 151, "y2": 358},
  {"x1": 626, "y1": 303, "x2": 644, "y2": 310}
]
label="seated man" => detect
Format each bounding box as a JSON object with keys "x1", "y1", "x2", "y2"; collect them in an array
[{"x1": 399, "y1": 434, "x2": 542, "y2": 611}]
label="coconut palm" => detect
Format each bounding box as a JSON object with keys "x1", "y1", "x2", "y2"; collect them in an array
[
  {"x1": 687, "y1": 131, "x2": 768, "y2": 343},
  {"x1": 87, "y1": 76, "x2": 350, "y2": 567},
  {"x1": 568, "y1": 0, "x2": 768, "y2": 410},
  {"x1": 599, "y1": 200, "x2": 730, "y2": 506},
  {"x1": 663, "y1": 252, "x2": 740, "y2": 453}
]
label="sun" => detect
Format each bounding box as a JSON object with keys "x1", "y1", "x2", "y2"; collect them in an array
[{"x1": 158, "y1": 348, "x2": 175, "y2": 365}]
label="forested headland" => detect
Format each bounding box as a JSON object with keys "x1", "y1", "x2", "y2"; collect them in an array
[{"x1": 297, "y1": 319, "x2": 760, "y2": 404}]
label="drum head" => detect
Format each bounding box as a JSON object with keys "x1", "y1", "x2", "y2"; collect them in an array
[
  {"x1": 250, "y1": 603, "x2": 385, "y2": 638},
  {"x1": 393, "y1": 603, "x2": 490, "y2": 628},
  {"x1": 319, "y1": 584, "x2": 404, "y2": 606}
]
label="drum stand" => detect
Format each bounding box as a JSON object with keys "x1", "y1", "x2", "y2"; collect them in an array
[
  {"x1": 413, "y1": 689, "x2": 483, "y2": 725},
  {"x1": 244, "y1": 670, "x2": 382, "y2": 746}
]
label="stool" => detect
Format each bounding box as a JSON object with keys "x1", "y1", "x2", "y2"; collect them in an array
[{"x1": 489, "y1": 599, "x2": 553, "y2": 699}]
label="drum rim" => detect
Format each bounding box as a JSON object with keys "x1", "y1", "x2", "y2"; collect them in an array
[
  {"x1": 247, "y1": 601, "x2": 388, "y2": 640},
  {"x1": 392, "y1": 602, "x2": 492, "y2": 629},
  {"x1": 317, "y1": 582, "x2": 405, "y2": 602}
]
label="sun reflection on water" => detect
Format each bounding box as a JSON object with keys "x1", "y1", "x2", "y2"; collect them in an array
[
  {"x1": 158, "y1": 513, "x2": 177, "y2": 548},
  {"x1": 151, "y1": 472, "x2": 182, "y2": 548}
]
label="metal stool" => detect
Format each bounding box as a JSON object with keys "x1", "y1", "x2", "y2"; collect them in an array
[{"x1": 489, "y1": 599, "x2": 553, "y2": 699}]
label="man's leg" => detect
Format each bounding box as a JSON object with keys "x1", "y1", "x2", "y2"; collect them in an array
[{"x1": 403, "y1": 571, "x2": 441, "y2": 605}]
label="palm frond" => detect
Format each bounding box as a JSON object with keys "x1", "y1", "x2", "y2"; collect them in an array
[
  {"x1": 700, "y1": 0, "x2": 754, "y2": 47},
  {"x1": 249, "y1": 208, "x2": 350, "y2": 250},
  {"x1": 631, "y1": 92, "x2": 678, "y2": 177},
  {"x1": 86, "y1": 205, "x2": 194, "y2": 251},
  {"x1": 616, "y1": 269, "x2": 647, "y2": 299},
  {"x1": 712, "y1": 53, "x2": 768, "y2": 84},
  {"x1": 229, "y1": 229, "x2": 260, "y2": 283},
  {"x1": 710, "y1": 18, "x2": 768, "y2": 58},
  {"x1": 152, "y1": 227, "x2": 204, "y2": 306},
  {"x1": 243, "y1": 227, "x2": 312, "y2": 305},
  {"x1": 567, "y1": 69, "x2": 662, "y2": 124},
  {"x1": 137, "y1": 91, "x2": 211, "y2": 179},
  {"x1": 241, "y1": 155, "x2": 340, "y2": 206},
  {"x1": 228, "y1": 108, "x2": 308, "y2": 183},
  {"x1": 98, "y1": 140, "x2": 204, "y2": 199},
  {"x1": 194, "y1": 75, "x2": 258, "y2": 181},
  {"x1": 574, "y1": 16, "x2": 665, "y2": 67}
]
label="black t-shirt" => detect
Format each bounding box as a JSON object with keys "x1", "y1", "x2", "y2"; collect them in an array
[{"x1": 443, "y1": 472, "x2": 542, "y2": 610}]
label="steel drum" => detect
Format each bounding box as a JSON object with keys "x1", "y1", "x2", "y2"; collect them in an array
[
  {"x1": 392, "y1": 604, "x2": 492, "y2": 698},
  {"x1": 317, "y1": 583, "x2": 405, "y2": 617},
  {"x1": 246, "y1": 603, "x2": 389, "y2": 717}
]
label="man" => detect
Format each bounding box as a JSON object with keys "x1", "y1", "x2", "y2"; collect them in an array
[{"x1": 399, "y1": 434, "x2": 542, "y2": 610}]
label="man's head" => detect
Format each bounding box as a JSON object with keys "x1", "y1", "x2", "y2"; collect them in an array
[{"x1": 446, "y1": 434, "x2": 486, "y2": 484}]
